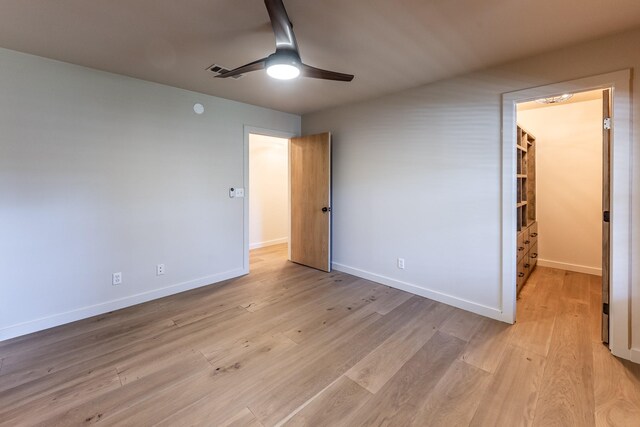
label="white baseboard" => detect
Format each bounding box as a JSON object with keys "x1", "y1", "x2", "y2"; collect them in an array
[
  {"x1": 610, "y1": 345, "x2": 640, "y2": 364},
  {"x1": 250, "y1": 237, "x2": 288, "y2": 250},
  {"x1": 0, "y1": 268, "x2": 246, "y2": 342},
  {"x1": 537, "y1": 259, "x2": 602, "y2": 276},
  {"x1": 331, "y1": 262, "x2": 508, "y2": 323}
]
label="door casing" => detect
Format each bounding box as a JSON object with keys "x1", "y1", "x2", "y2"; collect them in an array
[{"x1": 501, "y1": 70, "x2": 633, "y2": 361}]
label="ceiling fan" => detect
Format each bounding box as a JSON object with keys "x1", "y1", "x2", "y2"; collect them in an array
[{"x1": 215, "y1": 0, "x2": 354, "y2": 82}]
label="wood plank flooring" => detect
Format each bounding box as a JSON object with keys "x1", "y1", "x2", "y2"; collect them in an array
[{"x1": 1, "y1": 244, "x2": 638, "y2": 426}]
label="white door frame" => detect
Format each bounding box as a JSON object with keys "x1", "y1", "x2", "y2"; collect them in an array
[
  {"x1": 243, "y1": 126, "x2": 298, "y2": 273},
  {"x1": 501, "y1": 69, "x2": 632, "y2": 360}
]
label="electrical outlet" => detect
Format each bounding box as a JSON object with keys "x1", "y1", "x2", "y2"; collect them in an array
[
  {"x1": 157, "y1": 264, "x2": 165, "y2": 276},
  {"x1": 112, "y1": 272, "x2": 122, "y2": 285},
  {"x1": 397, "y1": 258, "x2": 405, "y2": 269}
]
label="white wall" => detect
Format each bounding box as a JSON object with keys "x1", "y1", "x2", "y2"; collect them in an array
[
  {"x1": 249, "y1": 134, "x2": 289, "y2": 249},
  {"x1": 302, "y1": 28, "x2": 640, "y2": 357},
  {"x1": 0, "y1": 47, "x2": 300, "y2": 340},
  {"x1": 518, "y1": 98, "x2": 603, "y2": 275}
]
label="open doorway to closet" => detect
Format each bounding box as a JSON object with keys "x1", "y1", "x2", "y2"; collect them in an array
[
  {"x1": 502, "y1": 70, "x2": 632, "y2": 361},
  {"x1": 514, "y1": 88, "x2": 610, "y2": 343},
  {"x1": 249, "y1": 133, "x2": 290, "y2": 262},
  {"x1": 244, "y1": 129, "x2": 333, "y2": 274}
]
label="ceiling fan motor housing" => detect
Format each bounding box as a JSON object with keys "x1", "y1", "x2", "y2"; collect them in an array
[{"x1": 267, "y1": 49, "x2": 301, "y2": 69}]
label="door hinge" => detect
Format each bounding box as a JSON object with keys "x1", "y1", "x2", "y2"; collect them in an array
[
  {"x1": 603, "y1": 210, "x2": 610, "y2": 223},
  {"x1": 604, "y1": 117, "x2": 611, "y2": 130},
  {"x1": 603, "y1": 303, "x2": 609, "y2": 315}
]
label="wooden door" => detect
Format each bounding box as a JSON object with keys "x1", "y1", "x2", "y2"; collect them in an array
[
  {"x1": 602, "y1": 89, "x2": 611, "y2": 344},
  {"x1": 290, "y1": 132, "x2": 331, "y2": 271}
]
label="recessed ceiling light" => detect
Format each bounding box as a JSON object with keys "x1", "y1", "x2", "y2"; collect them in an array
[{"x1": 193, "y1": 103, "x2": 205, "y2": 114}]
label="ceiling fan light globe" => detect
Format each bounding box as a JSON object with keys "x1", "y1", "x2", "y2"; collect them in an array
[{"x1": 266, "y1": 63, "x2": 300, "y2": 80}]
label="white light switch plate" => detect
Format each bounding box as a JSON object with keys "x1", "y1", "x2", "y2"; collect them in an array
[{"x1": 235, "y1": 188, "x2": 245, "y2": 198}]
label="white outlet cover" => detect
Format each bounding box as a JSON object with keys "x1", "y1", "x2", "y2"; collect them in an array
[{"x1": 112, "y1": 272, "x2": 122, "y2": 285}]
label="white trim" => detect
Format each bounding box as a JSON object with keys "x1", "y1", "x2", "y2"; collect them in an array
[
  {"x1": 250, "y1": 237, "x2": 288, "y2": 250},
  {"x1": 243, "y1": 126, "x2": 298, "y2": 273},
  {"x1": 332, "y1": 262, "x2": 507, "y2": 322},
  {"x1": 537, "y1": 259, "x2": 602, "y2": 276},
  {"x1": 501, "y1": 69, "x2": 632, "y2": 360},
  {"x1": 631, "y1": 348, "x2": 640, "y2": 364},
  {"x1": 0, "y1": 268, "x2": 245, "y2": 341},
  {"x1": 327, "y1": 133, "x2": 333, "y2": 272}
]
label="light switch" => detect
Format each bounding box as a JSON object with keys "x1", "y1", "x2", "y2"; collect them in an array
[{"x1": 235, "y1": 188, "x2": 245, "y2": 198}]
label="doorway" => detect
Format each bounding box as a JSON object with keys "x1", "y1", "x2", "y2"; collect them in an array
[
  {"x1": 248, "y1": 133, "x2": 290, "y2": 257},
  {"x1": 501, "y1": 70, "x2": 633, "y2": 361},
  {"x1": 514, "y1": 88, "x2": 607, "y2": 338},
  {"x1": 243, "y1": 127, "x2": 333, "y2": 274}
]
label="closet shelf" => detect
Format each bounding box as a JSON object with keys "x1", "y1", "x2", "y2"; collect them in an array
[{"x1": 516, "y1": 124, "x2": 537, "y2": 296}]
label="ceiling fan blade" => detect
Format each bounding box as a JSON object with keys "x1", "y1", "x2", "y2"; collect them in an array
[
  {"x1": 215, "y1": 58, "x2": 267, "y2": 78},
  {"x1": 264, "y1": 0, "x2": 299, "y2": 52},
  {"x1": 300, "y1": 63, "x2": 354, "y2": 82}
]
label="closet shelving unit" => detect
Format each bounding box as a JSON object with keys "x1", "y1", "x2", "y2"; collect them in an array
[{"x1": 516, "y1": 125, "x2": 538, "y2": 294}]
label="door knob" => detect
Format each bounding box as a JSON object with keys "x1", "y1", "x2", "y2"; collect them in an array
[{"x1": 322, "y1": 207, "x2": 331, "y2": 213}]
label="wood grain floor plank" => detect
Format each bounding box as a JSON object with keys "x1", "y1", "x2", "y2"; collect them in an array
[
  {"x1": 509, "y1": 303, "x2": 556, "y2": 357},
  {"x1": 158, "y1": 309, "x2": 384, "y2": 426},
  {"x1": 107, "y1": 332, "x2": 299, "y2": 426},
  {"x1": 283, "y1": 376, "x2": 372, "y2": 427},
  {"x1": 533, "y1": 302, "x2": 596, "y2": 427},
  {"x1": 460, "y1": 317, "x2": 512, "y2": 373},
  {"x1": 439, "y1": 308, "x2": 485, "y2": 342},
  {"x1": 348, "y1": 331, "x2": 466, "y2": 426},
  {"x1": 469, "y1": 344, "x2": 546, "y2": 427},
  {"x1": 0, "y1": 317, "x2": 178, "y2": 392},
  {"x1": 0, "y1": 363, "x2": 119, "y2": 416},
  {"x1": 0, "y1": 316, "x2": 176, "y2": 377},
  {"x1": 1, "y1": 245, "x2": 636, "y2": 427},
  {"x1": 246, "y1": 308, "x2": 397, "y2": 425},
  {"x1": 592, "y1": 342, "x2": 640, "y2": 427},
  {"x1": 520, "y1": 267, "x2": 564, "y2": 312},
  {"x1": 279, "y1": 279, "x2": 393, "y2": 344},
  {"x1": 562, "y1": 270, "x2": 592, "y2": 305},
  {"x1": 221, "y1": 407, "x2": 265, "y2": 427},
  {"x1": 0, "y1": 304, "x2": 245, "y2": 396},
  {"x1": 364, "y1": 286, "x2": 414, "y2": 315},
  {"x1": 345, "y1": 299, "x2": 451, "y2": 393},
  {"x1": 412, "y1": 359, "x2": 491, "y2": 426},
  {"x1": 0, "y1": 367, "x2": 121, "y2": 426},
  {"x1": 39, "y1": 351, "x2": 211, "y2": 426}
]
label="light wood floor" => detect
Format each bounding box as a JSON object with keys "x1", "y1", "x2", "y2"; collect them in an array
[{"x1": 1, "y1": 244, "x2": 638, "y2": 426}]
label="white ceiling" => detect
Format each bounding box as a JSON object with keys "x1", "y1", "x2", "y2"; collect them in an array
[{"x1": 1, "y1": 0, "x2": 640, "y2": 114}]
